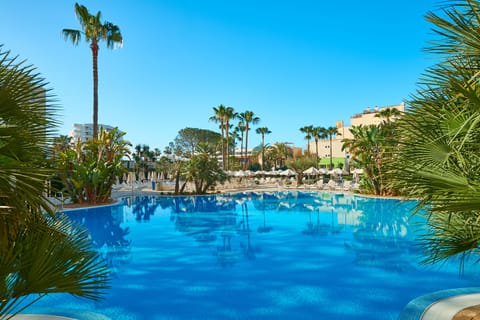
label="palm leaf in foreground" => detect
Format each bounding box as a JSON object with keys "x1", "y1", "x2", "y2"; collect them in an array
[
  {"x1": 0, "y1": 45, "x2": 111, "y2": 318},
  {"x1": 0, "y1": 213, "x2": 110, "y2": 318}
]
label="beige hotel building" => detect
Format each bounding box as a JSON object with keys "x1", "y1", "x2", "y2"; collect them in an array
[{"x1": 308, "y1": 102, "x2": 405, "y2": 161}]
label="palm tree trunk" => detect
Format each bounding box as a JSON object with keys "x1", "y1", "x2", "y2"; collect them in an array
[
  {"x1": 220, "y1": 123, "x2": 225, "y2": 170},
  {"x1": 261, "y1": 134, "x2": 265, "y2": 170},
  {"x1": 240, "y1": 132, "x2": 244, "y2": 169},
  {"x1": 90, "y1": 40, "x2": 99, "y2": 140},
  {"x1": 329, "y1": 136, "x2": 333, "y2": 169},
  {"x1": 315, "y1": 139, "x2": 319, "y2": 167},
  {"x1": 244, "y1": 124, "x2": 249, "y2": 170},
  {"x1": 175, "y1": 170, "x2": 181, "y2": 194},
  {"x1": 225, "y1": 122, "x2": 230, "y2": 170}
]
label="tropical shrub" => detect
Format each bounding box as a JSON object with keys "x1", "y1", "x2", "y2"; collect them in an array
[
  {"x1": 183, "y1": 153, "x2": 227, "y2": 194},
  {"x1": 286, "y1": 156, "x2": 317, "y2": 185},
  {"x1": 342, "y1": 109, "x2": 401, "y2": 196},
  {"x1": 165, "y1": 128, "x2": 226, "y2": 194},
  {"x1": 55, "y1": 127, "x2": 131, "y2": 204}
]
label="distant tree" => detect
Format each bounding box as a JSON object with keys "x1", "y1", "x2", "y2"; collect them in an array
[
  {"x1": 174, "y1": 127, "x2": 221, "y2": 157},
  {"x1": 62, "y1": 3, "x2": 123, "y2": 139},
  {"x1": 300, "y1": 125, "x2": 314, "y2": 155},
  {"x1": 223, "y1": 107, "x2": 237, "y2": 170},
  {"x1": 325, "y1": 126, "x2": 340, "y2": 169},
  {"x1": 209, "y1": 105, "x2": 228, "y2": 169},
  {"x1": 256, "y1": 127, "x2": 271, "y2": 170},
  {"x1": 286, "y1": 156, "x2": 317, "y2": 185},
  {"x1": 155, "y1": 156, "x2": 173, "y2": 179},
  {"x1": 132, "y1": 144, "x2": 155, "y2": 177},
  {"x1": 182, "y1": 143, "x2": 226, "y2": 194},
  {"x1": 375, "y1": 107, "x2": 402, "y2": 125},
  {"x1": 266, "y1": 142, "x2": 293, "y2": 169},
  {"x1": 235, "y1": 121, "x2": 246, "y2": 167},
  {"x1": 134, "y1": 144, "x2": 142, "y2": 159},
  {"x1": 229, "y1": 127, "x2": 242, "y2": 170},
  {"x1": 311, "y1": 126, "x2": 326, "y2": 165},
  {"x1": 51, "y1": 135, "x2": 72, "y2": 161},
  {"x1": 167, "y1": 127, "x2": 223, "y2": 194},
  {"x1": 239, "y1": 111, "x2": 260, "y2": 169}
]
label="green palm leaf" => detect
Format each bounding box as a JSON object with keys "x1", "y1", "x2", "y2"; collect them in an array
[
  {"x1": 389, "y1": 0, "x2": 480, "y2": 267},
  {"x1": 0, "y1": 45, "x2": 110, "y2": 318}
]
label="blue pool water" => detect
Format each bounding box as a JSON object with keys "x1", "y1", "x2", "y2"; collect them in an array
[{"x1": 24, "y1": 191, "x2": 479, "y2": 319}]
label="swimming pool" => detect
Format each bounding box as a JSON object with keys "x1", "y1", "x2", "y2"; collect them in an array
[{"x1": 23, "y1": 191, "x2": 479, "y2": 319}]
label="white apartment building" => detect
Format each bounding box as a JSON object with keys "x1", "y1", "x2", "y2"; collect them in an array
[
  {"x1": 69, "y1": 123, "x2": 119, "y2": 143},
  {"x1": 308, "y1": 103, "x2": 406, "y2": 160}
]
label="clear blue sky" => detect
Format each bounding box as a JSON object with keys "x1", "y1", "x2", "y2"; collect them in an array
[{"x1": 0, "y1": 0, "x2": 438, "y2": 151}]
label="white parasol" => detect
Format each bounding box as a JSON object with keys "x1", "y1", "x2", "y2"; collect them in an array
[{"x1": 303, "y1": 167, "x2": 320, "y2": 175}]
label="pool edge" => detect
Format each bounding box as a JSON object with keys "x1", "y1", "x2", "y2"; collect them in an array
[{"x1": 397, "y1": 287, "x2": 480, "y2": 320}]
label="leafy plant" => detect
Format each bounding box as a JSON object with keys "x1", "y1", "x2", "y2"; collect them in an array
[
  {"x1": 0, "y1": 46, "x2": 109, "y2": 318},
  {"x1": 55, "y1": 127, "x2": 131, "y2": 204},
  {"x1": 389, "y1": 0, "x2": 480, "y2": 266}
]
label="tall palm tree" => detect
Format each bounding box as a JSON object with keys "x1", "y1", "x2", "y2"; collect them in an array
[
  {"x1": 300, "y1": 125, "x2": 314, "y2": 155},
  {"x1": 235, "y1": 122, "x2": 246, "y2": 167},
  {"x1": 239, "y1": 111, "x2": 260, "y2": 169},
  {"x1": 224, "y1": 107, "x2": 237, "y2": 170},
  {"x1": 51, "y1": 135, "x2": 72, "y2": 161},
  {"x1": 375, "y1": 107, "x2": 402, "y2": 124},
  {"x1": 325, "y1": 126, "x2": 340, "y2": 169},
  {"x1": 267, "y1": 142, "x2": 293, "y2": 169},
  {"x1": 229, "y1": 128, "x2": 241, "y2": 168},
  {"x1": 311, "y1": 126, "x2": 326, "y2": 166},
  {"x1": 209, "y1": 104, "x2": 227, "y2": 169},
  {"x1": 0, "y1": 46, "x2": 109, "y2": 317},
  {"x1": 256, "y1": 127, "x2": 271, "y2": 170},
  {"x1": 63, "y1": 3, "x2": 123, "y2": 140}
]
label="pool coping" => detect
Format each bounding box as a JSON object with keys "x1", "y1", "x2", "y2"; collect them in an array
[
  {"x1": 60, "y1": 198, "x2": 124, "y2": 212},
  {"x1": 12, "y1": 315, "x2": 76, "y2": 320},
  {"x1": 397, "y1": 287, "x2": 480, "y2": 320}
]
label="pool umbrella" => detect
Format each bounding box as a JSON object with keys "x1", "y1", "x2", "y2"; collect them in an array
[
  {"x1": 303, "y1": 167, "x2": 320, "y2": 175},
  {"x1": 318, "y1": 168, "x2": 328, "y2": 175},
  {"x1": 234, "y1": 170, "x2": 246, "y2": 177},
  {"x1": 280, "y1": 169, "x2": 296, "y2": 176}
]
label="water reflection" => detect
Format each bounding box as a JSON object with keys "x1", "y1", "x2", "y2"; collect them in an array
[
  {"x1": 67, "y1": 192, "x2": 422, "y2": 272},
  {"x1": 66, "y1": 204, "x2": 131, "y2": 276},
  {"x1": 345, "y1": 198, "x2": 419, "y2": 271},
  {"x1": 130, "y1": 196, "x2": 160, "y2": 221},
  {"x1": 238, "y1": 199, "x2": 256, "y2": 261}
]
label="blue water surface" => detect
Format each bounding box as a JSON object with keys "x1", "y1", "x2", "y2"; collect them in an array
[{"x1": 25, "y1": 191, "x2": 479, "y2": 319}]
